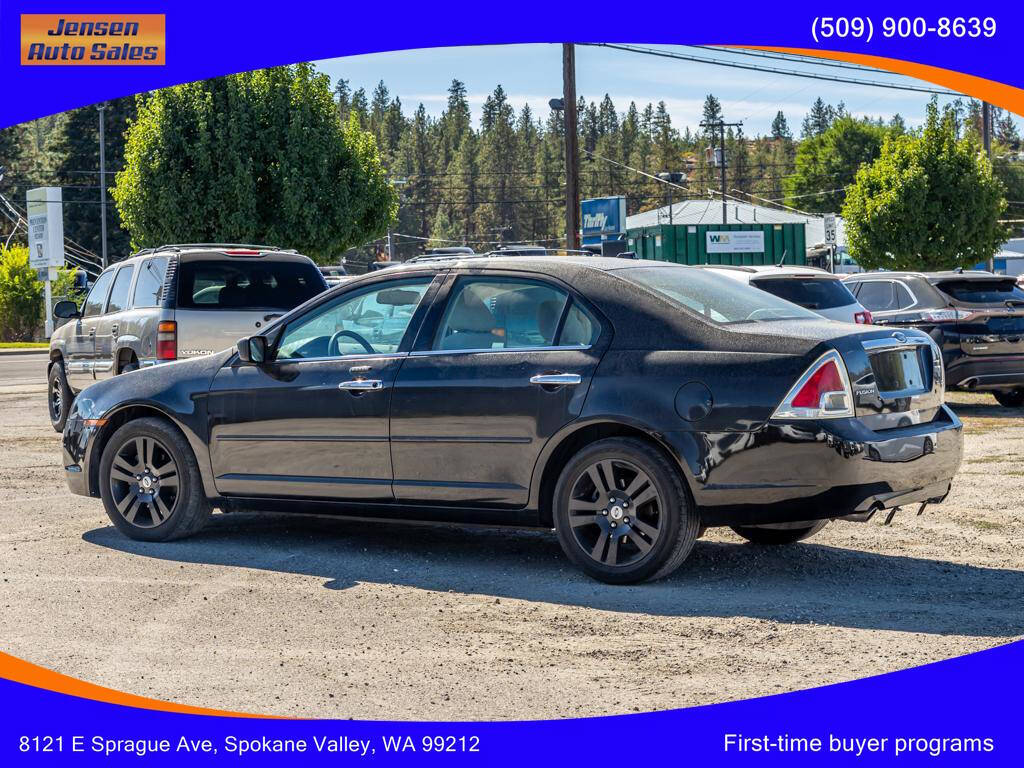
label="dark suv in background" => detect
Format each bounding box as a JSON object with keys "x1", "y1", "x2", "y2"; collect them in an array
[{"x1": 845, "y1": 270, "x2": 1024, "y2": 406}]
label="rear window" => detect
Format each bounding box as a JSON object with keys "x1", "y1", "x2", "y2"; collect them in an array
[
  {"x1": 619, "y1": 266, "x2": 818, "y2": 324},
  {"x1": 933, "y1": 279, "x2": 1024, "y2": 305},
  {"x1": 751, "y1": 277, "x2": 857, "y2": 310},
  {"x1": 176, "y1": 259, "x2": 326, "y2": 311}
]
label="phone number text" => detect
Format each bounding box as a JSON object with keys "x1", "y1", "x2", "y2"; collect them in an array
[{"x1": 811, "y1": 17, "x2": 996, "y2": 43}]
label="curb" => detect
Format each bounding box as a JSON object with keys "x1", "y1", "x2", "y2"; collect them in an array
[{"x1": 0, "y1": 348, "x2": 49, "y2": 357}]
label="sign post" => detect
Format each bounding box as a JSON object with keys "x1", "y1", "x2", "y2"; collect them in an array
[{"x1": 27, "y1": 187, "x2": 64, "y2": 338}]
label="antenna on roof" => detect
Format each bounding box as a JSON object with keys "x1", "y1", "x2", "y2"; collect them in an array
[{"x1": 776, "y1": 249, "x2": 788, "y2": 268}]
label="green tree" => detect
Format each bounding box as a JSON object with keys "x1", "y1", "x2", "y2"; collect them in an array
[
  {"x1": 843, "y1": 101, "x2": 1007, "y2": 271},
  {"x1": 0, "y1": 245, "x2": 79, "y2": 341},
  {"x1": 49, "y1": 96, "x2": 137, "y2": 259},
  {"x1": 785, "y1": 116, "x2": 890, "y2": 213},
  {"x1": 770, "y1": 111, "x2": 792, "y2": 141},
  {"x1": 112, "y1": 64, "x2": 396, "y2": 262},
  {"x1": 801, "y1": 98, "x2": 836, "y2": 138}
]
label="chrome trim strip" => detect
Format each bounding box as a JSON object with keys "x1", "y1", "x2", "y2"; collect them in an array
[
  {"x1": 274, "y1": 352, "x2": 407, "y2": 364},
  {"x1": 409, "y1": 344, "x2": 591, "y2": 357}
]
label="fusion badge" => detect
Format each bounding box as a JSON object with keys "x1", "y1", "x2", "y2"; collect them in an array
[{"x1": 21, "y1": 14, "x2": 165, "y2": 65}]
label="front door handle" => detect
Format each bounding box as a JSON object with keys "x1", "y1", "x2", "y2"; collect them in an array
[
  {"x1": 530, "y1": 373, "x2": 582, "y2": 386},
  {"x1": 339, "y1": 379, "x2": 383, "y2": 391}
]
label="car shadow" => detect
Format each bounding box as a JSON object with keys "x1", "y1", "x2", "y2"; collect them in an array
[
  {"x1": 83, "y1": 514, "x2": 1024, "y2": 638},
  {"x1": 945, "y1": 396, "x2": 1018, "y2": 419}
]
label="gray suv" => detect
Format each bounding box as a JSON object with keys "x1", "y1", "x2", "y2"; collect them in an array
[{"x1": 47, "y1": 244, "x2": 327, "y2": 430}]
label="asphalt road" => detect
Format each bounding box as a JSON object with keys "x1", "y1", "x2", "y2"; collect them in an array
[
  {"x1": 1, "y1": 362, "x2": 1022, "y2": 719},
  {"x1": 0, "y1": 353, "x2": 47, "y2": 387}
]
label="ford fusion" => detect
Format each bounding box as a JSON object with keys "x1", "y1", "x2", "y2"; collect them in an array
[{"x1": 62, "y1": 257, "x2": 963, "y2": 584}]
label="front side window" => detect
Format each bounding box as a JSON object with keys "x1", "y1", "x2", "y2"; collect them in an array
[
  {"x1": 82, "y1": 270, "x2": 115, "y2": 318},
  {"x1": 132, "y1": 257, "x2": 168, "y2": 309},
  {"x1": 106, "y1": 266, "x2": 135, "y2": 314},
  {"x1": 434, "y1": 278, "x2": 569, "y2": 351},
  {"x1": 276, "y1": 278, "x2": 432, "y2": 359},
  {"x1": 176, "y1": 260, "x2": 325, "y2": 311},
  {"x1": 619, "y1": 266, "x2": 818, "y2": 324}
]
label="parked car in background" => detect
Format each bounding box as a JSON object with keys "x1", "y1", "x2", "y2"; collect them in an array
[
  {"x1": 844, "y1": 270, "x2": 1024, "y2": 406},
  {"x1": 47, "y1": 244, "x2": 328, "y2": 431},
  {"x1": 319, "y1": 265, "x2": 350, "y2": 286},
  {"x1": 61, "y1": 257, "x2": 961, "y2": 584},
  {"x1": 698, "y1": 265, "x2": 873, "y2": 324}
]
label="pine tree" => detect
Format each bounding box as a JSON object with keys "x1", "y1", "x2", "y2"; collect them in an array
[
  {"x1": 770, "y1": 111, "x2": 792, "y2": 140},
  {"x1": 801, "y1": 98, "x2": 836, "y2": 138}
]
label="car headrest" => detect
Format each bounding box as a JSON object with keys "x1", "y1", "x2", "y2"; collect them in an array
[{"x1": 447, "y1": 289, "x2": 496, "y2": 333}]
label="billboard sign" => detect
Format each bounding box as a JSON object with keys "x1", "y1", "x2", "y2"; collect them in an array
[
  {"x1": 26, "y1": 187, "x2": 64, "y2": 269},
  {"x1": 581, "y1": 196, "x2": 626, "y2": 245},
  {"x1": 706, "y1": 230, "x2": 765, "y2": 253}
]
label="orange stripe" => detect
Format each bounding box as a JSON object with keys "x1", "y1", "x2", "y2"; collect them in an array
[
  {"x1": 740, "y1": 47, "x2": 1024, "y2": 118},
  {"x1": 0, "y1": 651, "x2": 276, "y2": 718}
]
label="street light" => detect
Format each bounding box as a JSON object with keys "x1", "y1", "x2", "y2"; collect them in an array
[{"x1": 656, "y1": 171, "x2": 687, "y2": 225}]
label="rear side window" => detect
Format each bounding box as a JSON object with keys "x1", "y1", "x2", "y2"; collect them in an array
[
  {"x1": 854, "y1": 281, "x2": 897, "y2": 311},
  {"x1": 934, "y1": 279, "x2": 1024, "y2": 304},
  {"x1": 176, "y1": 260, "x2": 326, "y2": 311},
  {"x1": 434, "y1": 278, "x2": 569, "y2": 351},
  {"x1": 105, "y1": 266, "x2": 134, "y2": 314},
  {"x1": 132, "y1": 257, "x2": 168, "y2": 308},
  {"x1": 751, "y1": 277, "x2": 856, "y2": 310}
]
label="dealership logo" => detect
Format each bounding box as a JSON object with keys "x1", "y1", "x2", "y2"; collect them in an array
[{"x1": 20, "y1": 14, "x2": 165, "y2": 66}]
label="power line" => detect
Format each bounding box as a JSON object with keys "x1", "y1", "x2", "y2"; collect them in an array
[
  {"x1": 586, "y1": 43, "x2": 962, "y2": 97},
  {"x1": 690, "y1": 46, "x2": 913, "y2": 77}
]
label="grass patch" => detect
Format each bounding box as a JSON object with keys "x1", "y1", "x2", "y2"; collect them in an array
[
  {"x1": 965, "y1": 455, "x2": 1016, "y2": 464},
  {"x1": 0, "y1": 342, "x2": 47, "y2": 349}
]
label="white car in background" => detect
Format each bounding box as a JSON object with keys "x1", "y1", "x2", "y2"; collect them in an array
[{"x1": 697, "y1": 265, "x2": 873, "y2": 324}]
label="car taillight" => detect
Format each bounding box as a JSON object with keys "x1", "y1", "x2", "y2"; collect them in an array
[
  {"x1": 854, "y1": 310, "x2": 873, "y2": 324},
  {"x1": 921, "y1": 308, "x2": 972, "y2": 323},
  {"x1": 157, "y1": 321, "x2": 177, "y2": 360},
  {"x1": 772, "y1": 350, "x2": 854, "y2": 420}
]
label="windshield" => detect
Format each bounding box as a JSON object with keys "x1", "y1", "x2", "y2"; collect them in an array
[
  {"x1": 934, "y1": 279, "x2": 1024, "y2": 305},
  {"x1": 619, "y1": 266, "x2": 819, "y2": 324},
  {"x1": 752, "y1": 277, "x2": 857, "y2": 310},
  {"x1": 176, "y1": 259, "x2": 326, "y2": 311}
]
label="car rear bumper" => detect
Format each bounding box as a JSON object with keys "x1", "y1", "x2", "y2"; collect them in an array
[
  {"x1": 946, "y1": 354, "x2": 1024, "y2": 390},
  {"x1": 683, "y1": 404, "x2": 963, "y2": 527}
]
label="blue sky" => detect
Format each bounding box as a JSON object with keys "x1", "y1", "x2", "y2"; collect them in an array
[{"x1": 316, "y1": 44, "x2": 973, "y2": 137}]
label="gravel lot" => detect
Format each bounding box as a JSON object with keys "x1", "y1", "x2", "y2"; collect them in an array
[{"x1": 1, "y1": 354, "x2": 1022, "y2": 719}]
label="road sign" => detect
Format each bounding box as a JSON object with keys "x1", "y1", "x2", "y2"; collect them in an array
[
  {"x1": 823, "y1": 214, "x2": 837, "y2": 245},
  {"x1": 26, "y1": 187, "x2": 64, "y2": 338}
]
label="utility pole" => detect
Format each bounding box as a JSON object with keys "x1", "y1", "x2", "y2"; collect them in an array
[
  {"x1": 983, "y1": 102, "x2": 994, "y2": 271},
  {"x1": 562, "y1": 43, "x2": 580, "y2": 251},
  {"x1": 97, "y1": 104, "x2": 109, "y2": 268},
  {"x1": 700, "y1": 119, "x2": 742, "y2": 225}
]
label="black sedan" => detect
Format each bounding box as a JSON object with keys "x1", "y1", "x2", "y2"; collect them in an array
[{"x1": 62, "y1": 257, "x2": 963, "y2": 583}]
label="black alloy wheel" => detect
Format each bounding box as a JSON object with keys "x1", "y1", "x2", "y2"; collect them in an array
[
  {"x1": 994, "y1": 388, "x2": 1024, "y2": 408},
  {"x1": 553, "y1": 437, "x2": 699, "y2": 584},
  {"x1": 108, "y1": 434, "x2": 180, "y2": 528},
  {"x1": 99, "y1": 417, "x2": 211, "y2": 541},
  {"x1": 47, "y1": 361, "x2": 72, "y2": 432},
  {"x1": 566, "y1": 457, "x2": 664, "y2": 568}
]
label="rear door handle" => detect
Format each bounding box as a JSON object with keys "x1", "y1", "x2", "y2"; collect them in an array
[
  {"x1": 530, "y1": 373, "x2": 582, "y2": 386},
  {"x1": 339, "y1": 379, "x2": 383, "y2": 391},
  {"x1": 111, "y1": 323, "x2": 119, "y2": 337}
]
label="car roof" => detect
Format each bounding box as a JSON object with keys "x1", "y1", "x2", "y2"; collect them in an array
[
  {"x1": 371, "y1": 255, "x2": 671, "y2": 275},
  {"x1": 844, "y1": 270, "x2": 1010, "y2": 283},
  {"x1": 698, "y1": 264, "x2": 837, "y2": 280},
  {"x1": 112, "y1": 244, "x2": 314, "y2": 268}
]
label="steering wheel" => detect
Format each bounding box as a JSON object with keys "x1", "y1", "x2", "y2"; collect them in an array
[{"x1": 328, "y1": 329, "x2": 375, "y2": 356}]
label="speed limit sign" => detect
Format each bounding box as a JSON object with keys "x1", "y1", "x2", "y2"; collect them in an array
[{"x1": 823, "y1": 213, "x2": 837, "y2": 245}]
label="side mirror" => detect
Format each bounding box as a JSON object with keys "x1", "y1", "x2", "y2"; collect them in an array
[
  {"x1": 53, "y1": 300, "x2": 80, "y2": 319},
  {"x1": 236, "y1": 335, "x2": 268, "y2": 364}
]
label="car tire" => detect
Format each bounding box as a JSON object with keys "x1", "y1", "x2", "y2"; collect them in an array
[
  {"x1": 120, "y1": 356, "x2": 139, "y2": 374},
  {"x1": 47, "y1": 360, "x2": 72, "y2": 433},
  {"x1": 994, "y1": 389, "x2": 1024, "y2": 407},
  {"x1": 98, "y1": 417, "x2": 211, "y2": 542},
  {"x1": 553, "y1": 437, "x2": 699, "y2": 584},
  {"x1": 730, "y1": 520, "x2": 829, "y2": 545}
]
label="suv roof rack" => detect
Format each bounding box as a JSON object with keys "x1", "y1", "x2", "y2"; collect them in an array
[{"x1": 133, "y1": 243, "x2": 296, "y2": 256}]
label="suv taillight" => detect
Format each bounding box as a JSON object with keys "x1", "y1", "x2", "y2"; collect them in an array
[
  {"x1": 772, "y1": 350, "x2": 854, "y2": 420},
  {"x1": 157, "y1": 321, "x2": 177, "y2": 360},
  {"x1": 854, "y1": 310, "x2": 872, "y2": 324}
]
